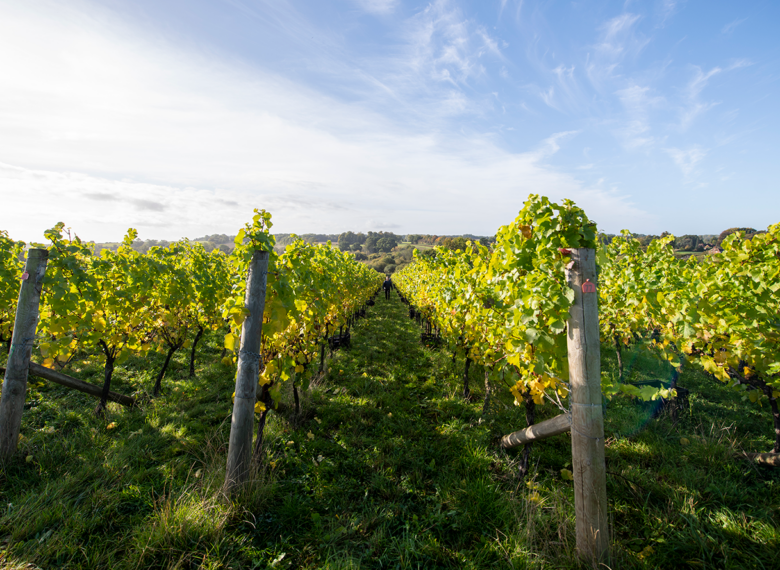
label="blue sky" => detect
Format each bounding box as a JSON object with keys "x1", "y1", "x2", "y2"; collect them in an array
[{"x1": 1, "y1": 0, "x2": 778, "y2": 241}]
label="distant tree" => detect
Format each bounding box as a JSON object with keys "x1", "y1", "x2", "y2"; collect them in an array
[
  {"x1": 371, "y1": 260, "x2": 387, "y2": 272},
  {"x1": 338, "y1": 231, "x2": 366, "y2": 251},
  {"x1": 406, "y1": 234, "x2": 422, "y2": 244},
  {"x1": 337, "y1": 233, "x2": 351, "y2": 251},
  {"x1": 447, "y1": 237, "x2": 468, "y2": 251},
  {"x1": 718, "y1": 227, "x2": 757, "y2": 245},
  {"x1": 396, "y1": 247, "x2": 414, "y2": 262},
  {"x1": 376, "y1": 236, "x2": 398, "y2": 252},
  {"x1": 194, "y1": 233, "x2": 233, "y2": 245},
  {"x1": 365, "y1": 235, "x2": 379, "y2": 253},
  {"x1": 384, "y1": 264, "x2": 397, "y2": 274},
  {"x1": 274, "y1": 234, "x2": 297, "y2": 246},
  {"x1": 675, "y1": 235, "x2": 700, "y2": 251},
  {"x1": 364, "y1": 231, "x2": 398, "y2": 253}
]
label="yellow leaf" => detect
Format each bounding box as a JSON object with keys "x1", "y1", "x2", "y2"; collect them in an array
[
  {"x1": 295, "y1": 364, "x2": 304, "y2": 373},
  {"x1": 107, "y1": 422, "x2": 117, "y2": 430},
  {"x1": 680, "y1": 437, "x2": 690, "y2": 446},
  {"x1": 637, "y1": 545, "x2": 654, "y2": 560},
  {"x1": 25, "y1": 455, "x2": 33, "y2": 463},
  {"x1": 42, "y1": 358, "x2": 56, "y2": 369},
  {"x1": 560, "y1": 468, "x2": 573, "y2": 480},
  {"x1": 224, "y1": 333, "x2": 236, "y2": 351},
  {"x1": 254, "y1": 401, "x2": 266, "y2": 413},
  {"x1": 307, "y1": 431, "x2": 314, "y2": 440}
]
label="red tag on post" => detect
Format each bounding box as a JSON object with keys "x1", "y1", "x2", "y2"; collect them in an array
[
  {"x1": 582, "y1": 279, "x2": 596, "y2": 293},
  {"x1": 21, "y1": 272, "x2": 29, "y2": 281}
]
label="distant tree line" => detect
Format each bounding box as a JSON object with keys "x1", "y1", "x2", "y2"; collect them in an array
[
  {"x1": 92, "y1": 227, "x2": 760, "y2": 260},
  {"x1": 599, "y1": 228, "x2": 762, "y2": 252}
]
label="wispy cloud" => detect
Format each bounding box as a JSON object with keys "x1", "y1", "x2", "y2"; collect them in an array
[
  {"x1": 665, "y1": 146, "x2": 707, "y2": 177},
  {"x1": 587, "y1": 13, "x2": 649, "y2": 90},
  {"x1": 615, "y1": 84, "x2": 664, "y2": 148},
  {"x1": 403, "y1": 0, "x2": 497, "y2": 86},
  {"x1": 679, "y1": 60, "x2": 750, "y2": 130},
  {"x1": 658, "y1": 0, "x2": 679, "y2": 26},
  {"x1": 353, "y1": 0, "x2": 399, "y2": 15},
  {"x1": 0, "y1": 2, "x2": 645, "y2": 240},
  {"x1": 722, "y1": 17, "x2": 747, "y2": 35}
]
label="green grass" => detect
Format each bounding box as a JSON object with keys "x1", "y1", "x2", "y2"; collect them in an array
[{"x1": 0, "y1": 293, "x2": 778, "y2": 568}]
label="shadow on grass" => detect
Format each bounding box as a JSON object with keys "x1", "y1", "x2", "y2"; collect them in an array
[{"x1": 0, "y1": 291, "x2": 777, "y2": 569}]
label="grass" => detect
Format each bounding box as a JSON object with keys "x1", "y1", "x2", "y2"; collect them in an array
[{"x1": 0, "y1": 292, "x2": 778, "y2": 568}]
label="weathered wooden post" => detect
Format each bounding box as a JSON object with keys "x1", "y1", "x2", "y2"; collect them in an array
[
  {"x1": 565, "y1": 248, "x2": 609, "y2": 562},
  {"x1": 224, "y1": 250, "x2": 269, "y2": 493},
  {"x1": 0, "y1": 249, "x2": 49, "y2": 459}
]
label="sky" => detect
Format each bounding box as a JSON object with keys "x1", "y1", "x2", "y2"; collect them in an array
[{"x1": 1, "y1": 0, "x2": 778, "y2": 242}]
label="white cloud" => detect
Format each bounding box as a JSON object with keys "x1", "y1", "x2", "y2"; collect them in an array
[
  {"x1": 404, "y1": 0, "x2": 491, "y2": 85},
  {"x1": 354, "y1": 0, "x2": 399, "y2": 15},
  {"x1": 722, "y1": 17, "x2": 747, "y2": 35},
  {"x1": 679, "y1": 66, "x2": 721, "y2": 130},
  {"x1": 615, "y1": 84, "x2": 664, "y2": 148},
  {"x1": 659, "y1": 0, "x2": 678, "y2": 25},
  {"x1": 539, "y1": 86, "x2": 557, "y2": 109},
  {"x1": 665, "y1": 146, "x2": 707, "y2": 177},
  {"x1": 587, "y1": 13, "x2": 649, "y2": 90},
  {"x1": 0, "y1": 0, "x2": 646, "y2": 241},
  {"x1": 679, "y1": 61, "x2": 750, "y2": 130}
]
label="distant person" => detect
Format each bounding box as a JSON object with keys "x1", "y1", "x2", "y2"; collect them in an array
[{"x1": 382, "y1": 275, "x2": 393, "y2": 299}]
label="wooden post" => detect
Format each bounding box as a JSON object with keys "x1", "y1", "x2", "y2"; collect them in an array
[
  {"x1": 741, "y1": 452, "x2": 780, "y2": 466},
  {"x1": 225, "y1": 250, "x2": 269, "y2": 492},
  {"x1": 0, "y1": 363, "x2": 135, "y2": 407},
  {"x1": 565, "y1": 248, "x2": 609, "y2": 562},
  {"x1": 0, "y1": 249, "x2": 48, "y2": 459},
  {"x1": 500, "y1": 413, "x2": 571, "y2": 449}
]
